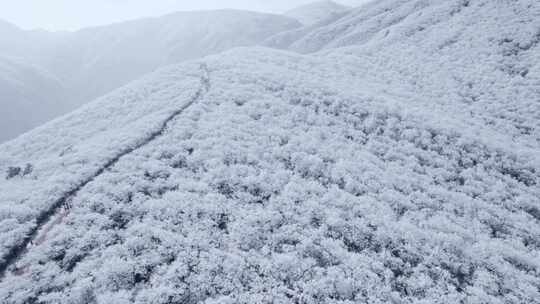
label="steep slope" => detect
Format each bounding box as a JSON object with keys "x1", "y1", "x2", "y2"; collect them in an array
[
  {"x1": 0, "y1": 0, "x2": 539, "y2": 303},
  {"x1": 277, "y1": 0, "x2": 540, "y2": 147},
  {"x1": 0, "y1": 56, "x2": 67, "y2": 143},
  {"x1": 278, "y1": 0, "x2": 419, "y2": 53},
  {"x1": 264, "y1": 10, "x2": 351, "y2": 50},
  {"x1": 0, "y1": 11, "x2": 300, "y2": 142},
  {"x1": 285, "y1": 1, "x2": 350, "y2": 25},
  {"x1": 265, "y1": 1, "x2": 352, "y2": 50}
]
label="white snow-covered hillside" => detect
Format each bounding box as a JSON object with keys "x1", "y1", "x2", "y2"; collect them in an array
[
  {"x1": 0, "y1": 10, "x2": 300, "y2": 142},
  {"x1": 0, "y1": 0, "x2": 539, "y2": 303},
  {"x1": 271, "y1": 0, "x2": 540, "y2": 148}
]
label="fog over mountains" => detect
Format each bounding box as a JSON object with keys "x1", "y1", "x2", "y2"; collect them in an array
[
  {"x1": 285, "y1": 0, "x2": 351, "y2": 25},
  {"x1": 0, "y1": 0, "x2": 539, "y2": 303},
  {"x1": 0, "y1": 10, "x2": 301, "y2": 142}
]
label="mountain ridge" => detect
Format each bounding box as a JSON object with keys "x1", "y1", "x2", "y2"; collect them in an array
[{"x1": 0, "y1": 9, "x2": 301, "y2": 142}]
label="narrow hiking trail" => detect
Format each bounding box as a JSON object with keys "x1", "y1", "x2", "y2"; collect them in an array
[{"x1": 0, "y1": 63, "x2": 211, "y2": 279}]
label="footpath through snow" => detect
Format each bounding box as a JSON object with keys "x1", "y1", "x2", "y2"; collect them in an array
[{"x1": 0, "y1": 63, "x2": 211, "y2": 278}]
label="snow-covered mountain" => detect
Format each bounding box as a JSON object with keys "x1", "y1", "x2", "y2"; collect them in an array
[
  {"x1": 273, "y1": 0, "x2": 540, "y2": 145},
  {"x1": 42, "y1": 10, "x2": 300, "y2": 108},
  {"x1": 285, "y1": 1, "x2": 351, "y2": 25},
  {"x1": 0, "y1": 22, "x2": 67, "y2": 143},
  {"x1": 0, "y1": 0, "x2": 539, "y2": 303},
  {"x1": 0, "y1": 11, "x2": 300, "y2": 142},
  {"x1": 0, "y1": 56, "x2": 67, "y2": 143},
  {"x1": 264, "y1": 1, "x2": 352, "y2": 50}
]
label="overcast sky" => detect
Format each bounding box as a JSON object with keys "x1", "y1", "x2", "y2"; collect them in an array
[{"x1": 0, "y1": 0, "x2": 368, "y2": 31}]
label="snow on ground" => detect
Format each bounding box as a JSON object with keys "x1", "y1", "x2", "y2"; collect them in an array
[
  {"x1": 281, "y1": 0, "x2": 540, "y2": 148},
  {"x1": 0, "y1": 0, "x2": 539, "y2": 303},
  {"x1": 0, "y1": 62, "x2": 204, "y2": 268}
]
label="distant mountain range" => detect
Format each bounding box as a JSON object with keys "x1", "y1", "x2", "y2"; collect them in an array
[{"x1": 0, "y1": 10, "x2": 301, "y2": 142}]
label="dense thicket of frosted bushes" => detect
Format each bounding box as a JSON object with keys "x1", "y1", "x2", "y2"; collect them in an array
[
  {"x1": 0, "y1": 64, "x2": 204, "y2": 266},
  {"x1": 0, "y1": 0, "x2": 539, "y2": 303},
  {"x1": 1, "y1": 49, "x2": 539, "y2": 303},
  {"x1": 268, "y1": 0, "x2": 540, "y2": 146}
]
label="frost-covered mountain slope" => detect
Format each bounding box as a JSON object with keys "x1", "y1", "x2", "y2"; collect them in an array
[
  {"x1": 0, "y1": 11, "x2": 300, "y2": 142},
  {"x1": 279, "y1": 0, "x2": 422, "y2": 53},
  {"x1": 0, "y1": 0, "x2": 539, "y2": 303},
  {"x1": 335, "y1": 0, "x2": 540, "y2": 148},
  {"x1": 264, "y1": 1, "x2": 352, "y2": 50},
  {"x1": 278, "y1": 0, "x2": 540, "y2": 148},
  {"x1": 0, "y1": 45, "x2": 539, "y2": 303},
  {"x1": 264, "y1": 9, "x2": 351, "y2": 50},
  {"x1": 285, "y1": 1, "x2": 350, "y2": 25}
]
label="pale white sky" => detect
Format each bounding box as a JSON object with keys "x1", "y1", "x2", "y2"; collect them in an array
[{"x1": 0, "y1": 0, "x2": 367, "y2": 31}]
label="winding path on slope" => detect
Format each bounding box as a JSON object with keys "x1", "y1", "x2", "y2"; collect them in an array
[{"x1": 0, "y1": 63, "x2": 211, "y2": 279}]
